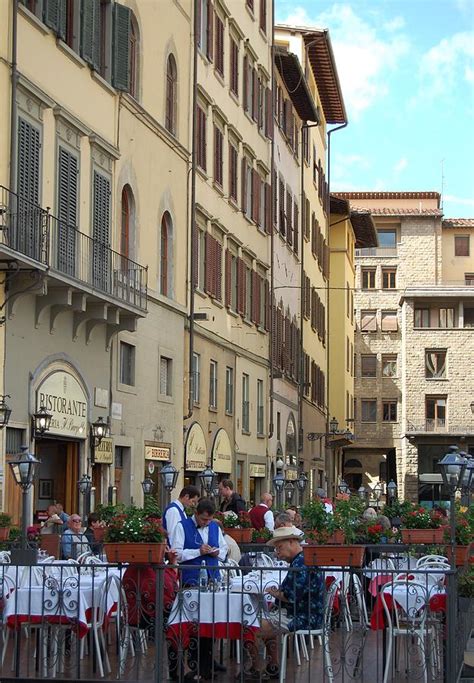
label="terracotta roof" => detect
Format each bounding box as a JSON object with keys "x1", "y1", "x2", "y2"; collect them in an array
[
  {"x1": 274, "y1": 47, "x2": 319, "y2": 123},
  {"x1": 302, "y1": 31, "x2": 346, "y2": 124},
  {"x1": 443, "y1": 218, "x2": 474, "y2": 228},
  {"x1": 330, "y1": 194, "x2": 349, "y2": 214},
  {"x1": 336, "y1": 191, "x2": 441, "y2": 202},
  {"x1": 368, "y1": 208, "x2": 443, "y2": 217},
  {"x1": 329, "y1": 195, "x2": 378, "y2": 247}
]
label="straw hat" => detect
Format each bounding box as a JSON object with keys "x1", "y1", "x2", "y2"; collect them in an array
[{"x1": 266, "y1": 526, "x2": 304, "y2": 546}]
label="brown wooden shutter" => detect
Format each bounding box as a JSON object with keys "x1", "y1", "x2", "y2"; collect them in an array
[
  {"x1": 243, "y1": 55, "x2": 248, "y2": 111},
  {"x1": 264, "y1": 182, "x2": 271, "y2": 234},
  {"x1": 293, "y1": 202, "x2": 299, "y2": 256},
  {"x1": 237, "y1": 258, "x2": 246, "y2": 314},
  {"x1": 279, "y1": 180, "x2": 285, "y2": 235},
  {"x1": 277, "y1": 307, "x2": 283, "y2": 370},
  {"x1": 264, "y1": 280, "x2": 270, "y2": 331},
  {"x1": 206, "y1": 1, "x2": 214, "y2": 61},
  {"x1": 271, "y1": 301, "x2": 277, "y2": 363},
  {"x1": 204, "y1": 232, "x2": 212, "y2": 294},
  {"x1": 241, "y1": 157, "x2": 247, "y2": 214},
  {"x1": 192, "y1": 225, "x2": 199, "y2": 287},
  {"x1": 252, "y1": 70, "x2": 258, "y2": 121},
  {"x1": 286, "y1": 192, "x2": 292, "y2": 247},
  {"x1": 215, "y1": 239, "x2": 222, "y2": 300},
  {"x1": 252, "y1": 170, "x2": 260, "y2": 224},
  {"x1": 284, "y1": 315, "x2": 290, "y2": 374},
  {"x1": 225, "y1": 249, "x2": 232, "y2": 308},
  {"x1": 265, "y1": 87, "x2": 273, "y2": 139}
]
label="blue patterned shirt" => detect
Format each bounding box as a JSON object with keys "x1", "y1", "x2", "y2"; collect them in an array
[{"x1": 280, "y1": 552, "x2": 324, "y2": 631}]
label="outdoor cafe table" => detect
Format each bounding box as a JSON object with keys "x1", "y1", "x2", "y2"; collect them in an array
[
  {"x1": 2, "y1": 568, "x2": 120, "y2": 638},
  {"x1": 370, "y1": 577, "x2": 447, "y2": 630}
]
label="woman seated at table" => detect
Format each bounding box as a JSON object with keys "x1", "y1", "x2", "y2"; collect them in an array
[
  {"x1": 61, "y1": 514, "x2": 92, "y2": 559},
  {"x1": 242, "y1": 526, "x2": 325, "y2": 680}
]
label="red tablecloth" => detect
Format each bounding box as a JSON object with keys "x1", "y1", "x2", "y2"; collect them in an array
[
  {"x1": 371, "y1": 591, "x2": 446, "y2": 630},
  {"x1": 167, "y1": 621, "x2": 258, "y2": 648}
]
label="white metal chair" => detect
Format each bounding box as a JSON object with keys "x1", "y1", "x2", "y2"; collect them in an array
[
  {"x1": 416, "y1": 555, "x2": 449, "y2": 568},
  {"x1": 0, "y1": 551, "x2": 11, "y2": 564}
]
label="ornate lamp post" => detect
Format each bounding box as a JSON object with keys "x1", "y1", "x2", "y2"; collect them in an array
[
  {"x1": 296, "y1": 471, "x2": 308, "y2": 505},
  {"x1": 329, "y1": 417, "x2": 339, "y2": 434},
  {"x1": 373, "y1": 481, "x2": 384, "y2": 510},
  {"x1": 272, "y1": 471, "x2": 285, "y2": 510},
  {"x1": 338, "y1": 479, "x2": 350, "y2": 495},
  {"x1": 9, "y1": 446, "x2": 40, "y2": 548},
  {"x1": 198, "y1": 464, "x2": 217, "y2": 497},
  {"x1": 91, "y1": 416, "x2": 110, "y2": 448},
  {"x1": 0, "y1": 395, "x2": 12, "y2": 429},
  {"x1": 358, "y1": 485, "x2": 367, "y2": 505},
  {"x1": 387, "y1": 479, "x2": 397, "y2": 502},
  {"x1": 141, "y1": 477, "x2": 155, "y2": 496},
  {"x1": 284, "y1": 480, "x2": 295, "y2": 504},
  {"x1": 160, "y1": 461, "x2": 179, "y2": 504},
  {"x1": 32, "y1": 405, "x2": 52, "y2": 437},
  {"x1": 438, "y1": 445, "x2": 468, "y2": 568},
  {"x1": 78, "y1": 473, "x2": 92, "y2": 523}
]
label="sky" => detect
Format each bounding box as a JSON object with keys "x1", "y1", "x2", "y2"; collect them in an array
[{"x1": 275, "y1": 0, "x2": 474, "y2": 218}]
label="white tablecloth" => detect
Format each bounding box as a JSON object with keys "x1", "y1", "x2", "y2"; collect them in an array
[
  {"x1": 230, "y1": 569, "x2": 287, "y2": 594},
  {"x1": 167, "y1": 588, "x2": 260, "y2": 631},
  {"x1": 382, "y1": 582, "x2": 446, "y2": 618}
]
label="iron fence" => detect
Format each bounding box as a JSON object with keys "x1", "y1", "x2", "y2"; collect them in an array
[{"x1": 0, "y1": 552, "x2": 471, "y2": 682}]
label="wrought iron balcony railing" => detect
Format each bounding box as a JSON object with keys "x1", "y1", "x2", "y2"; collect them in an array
[{"x1": 0, "y1": 185, "x2": 147, "y2": 311}]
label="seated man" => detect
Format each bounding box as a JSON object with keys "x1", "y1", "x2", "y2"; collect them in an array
[
  {"x1": 244, "y1": 526, "x2": 324, "y2": 679},
  {"x1": 61, "y1": 514, "x2": 91, "y2": 560}
]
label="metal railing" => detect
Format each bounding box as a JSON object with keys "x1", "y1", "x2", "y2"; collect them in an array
[
  {"x1": 356, "y1": 247, "x2": 398, "y2": 257},
  {"x1": 0, "y1": 186, "x2": 148, "y2": 311},
  {"x1": 0, "y1": 548, "x2": 470, "y2": 682}
]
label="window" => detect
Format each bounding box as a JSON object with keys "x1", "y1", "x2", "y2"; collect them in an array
[
  {"x1": 242, "y1": 373, "x2": 250, "y2": 432},
  {"x1": 455, "y1": 235, "x2": 470, "y2": 256},
  {"x1": 120, "y1": 185, "x2": 135, "y2": 263},
  {"x1": 465, "y1": 308, "x2": 474, "y2": 328},
  {"x1": 361, "y1": 310, "x2": 377, "y2": 332},
  {"x1": 465, "y1": 273, "x2": 474, "y2": 286},
  {"x1": 129, "y1": 14, "x2": 138, "y2": 98},
  {"x1": 361, "y1": 400, "x2": 377, "y2": 423},
  {"x1": 192, "y1": 352, "x2": 200, "y2": 404},
  {"x1": 381, "y1": 310, "x2": 398, "y2": 332},
  {"x1": 346, "y1": 337, "x2": 350, "y2": 372},
  {"x1": 259, "y1": 0, "x2": 266, "y2": 33},
  {"x1": 382, "y1": 354, "x2": 397, "y2": 377},
  {"x1": 165, "y1": 54, "x2": 177, "y2": 135},
  {"x1": 377, "y1": 229, "x2": 397, "y2": 249},
  {"x1": 439, "y1": 307, "x2": 455, "y2": 328},
  {"x1": 414, "y1": 308, "x2": 430, "y2": 328},
  {"x1": 425, "y1": 350, "x2": 447, "y2": 379},
  {"x1": 382, "y1": 268, "x2": 396, "y2": 289},
  {"x1": 57, "y1": 145, "x2": 78, "y2": 276},
  {"x1": 195, "y1": 228, "x2": 206, "y2": 290},
  {"x1": 159, "y1": 357, "x2": 172, "y2": 396},
  {"x1": 214, "y1": 14, "x2": 224, "y2": 76},
  {"x1": 361, "y1": 355, "x2": 377, "y2": 377},
  {"x1": 225, "y1": 366, "x2": 234, "y2": 414},
  {"x1": 382, "y1": 400, "x2": 397, "y2": 422},
  {"x1": 225, "y1": 249, "x2": 238, "y2": 311},
  {"x1": 119, "y1": 342, "x2": 135, "y2": 386},
  {"x1": 228, "y1": 142, "x2": 238, "y2": 202},
  {"x1": 196, "y1": 105, "x2": 207, "y2": 171},
  {"x1": 209, "y1": 360, "x2": 217, "y2": 408},
  {"x1": 256, "y1": 379, "x2": 264, "y2": 435},
  {"x1": 426, "y1": 396, "x2": 446, "y2": 431},
  {"x1": 246, "y1": 0, "x2": 254, "y2": 13},
  {"x1": 92, "y1": 170, "x2": 111, "y2": 291},
  {"x1": 361, "y1": 268, "x2": 376, "y2": 289},
  {"x1": 229, "y1": 36, "x2": 239, "y2": 96},
  {"x1": 160, "y1": 212, "x2": 172, "y2": 297},
  {"x1": 245, "y1": 265, "x2": 252, "y2": 319},
  {"x1": 213, "y1": 125, "x2": 223, "y2": 187}
]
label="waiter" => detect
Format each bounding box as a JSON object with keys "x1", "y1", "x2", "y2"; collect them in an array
[
  {"x1": 249, "y1": 492, "x2": 274, "y2": 531},
  {"x1": 162, "y1": 485, "x2": 200, "y2": 536}
]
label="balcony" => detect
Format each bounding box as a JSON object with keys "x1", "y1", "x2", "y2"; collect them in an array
[
  {"x1": 425, "y1": 418, "x2": 446, "y2": 433},
  {"x1": 356, "y1": 246, "x2": 397, "y2": 257}
]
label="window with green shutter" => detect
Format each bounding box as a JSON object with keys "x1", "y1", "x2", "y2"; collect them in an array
[
  {"x1": 112, "y1": 3, "x2": 131, "y2": 92},
  {"x1": 80, "y1": 0, "x2": 101, "y2": 70},
  {"x1": 92, "y1": 170, "x2": 111, "y2": 292},
  {"x1": 17, "y1": 116, "x2": 42, "y2": 260},
  {"x1": 57, "y1": 146, "x2": 78, "y2": 276},
  {"x1": 43, "y1": 0, "x2": 67, "y2": 40}
]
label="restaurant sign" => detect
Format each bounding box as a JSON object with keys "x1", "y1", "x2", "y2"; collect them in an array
[
  {"x1": 185, "y1": 422, "x2": 207, "y2": 471},
  {"x1": 211, "y1": 429, "x2": 232, "y2": 473},
  {"x1": 249, "y1": 463, "x2": 266, "y2": 478},
  {"x1": 93, "y1": 437, "x2": 113, "y2": 464},
  {"x1": 144, "y1": 442, "x2": 171, "y2": 461},
  {"x1": 36, "y1": 371, "x2": 87, "y2": 438}
]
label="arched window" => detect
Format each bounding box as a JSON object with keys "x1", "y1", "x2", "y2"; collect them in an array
[
  {"x1": 160, "y1": 212, "x2": 173, "y2": 297},
  {"x1": 121, "y1": 185, "x2": 135, "y2": 264},
  {"x1": 129, "y1": 15, "x2": 139, "y2": 98},
  {"x1": 165, "y1": 54, "x2": 177, "y2": 135}
]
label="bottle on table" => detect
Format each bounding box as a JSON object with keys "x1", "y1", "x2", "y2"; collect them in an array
[{"x1": 199, "y1": 560, "x2": 208, "y2": 591}]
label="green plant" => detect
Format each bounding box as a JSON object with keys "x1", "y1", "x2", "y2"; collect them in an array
[
  {"x1": 214, "y1": 510, "x2": 252, "y2": 529},
  {"x1": 401, "y1": 504, "x2": 443, "y2": 530},
  {"x1": 382, "y1": 499, "x2": 413, "y2": 521},
  {"x1": 333, "y1": 494, "x2": 366, "y2": 544},
  {"x1": 0, "y1": 513, "x2": 12, "y2": 528},
  {"x1": 251, "y1": 527, "x2": 273, "y2": 543},
  {"x1": 105, "y1": 506, "x2": 165, "y2": 543},
  {"x1": 143, "y1": 494, "x2": 162, "y2": 519},
  {"x1": 458, "y1": 567, "x2": 474, "y2": 598},
  {"x1": 95, "y1": 503, "x2": 126, "y2": 524},
  {"x1": 300, "y1": 500, "x2": 331, "y2": 530}
]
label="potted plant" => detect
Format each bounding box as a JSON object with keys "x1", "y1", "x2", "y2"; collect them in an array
[
  {"x1": 400, "y1": 504, "x2": 445, "y2": 544},
  {"x1": 215, "y1": 511, "x2": 253, "y2": 543},
  {"x1": 251, "y1": 527, "x2": 273, "y2": 544},
  {"x1": 458, "y1": 566, "x2": 474, "y2": 613},
  {"x1": 0, "y1": 513, "x2": 11, "y2": 541},
  {"x1": 444, "y1": 504, "x2": 474, "y2": 566},
  {"x1": 103, "y1": 505, "x2": 166, "y2": 563}
]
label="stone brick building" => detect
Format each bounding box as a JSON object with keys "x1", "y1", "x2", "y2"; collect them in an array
[{"x1": 337, "y1": 192, "x2": 474, "y2": 503}]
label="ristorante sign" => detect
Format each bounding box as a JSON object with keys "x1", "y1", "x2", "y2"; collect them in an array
[{"x1": 36, "y1": 371, "x2": 88, "y2": 438}]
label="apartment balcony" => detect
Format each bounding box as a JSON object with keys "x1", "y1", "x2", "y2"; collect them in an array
[
  {"x1": 425, "y1": 418, "x2": 446, "y2": 433},
  {"x1": 405, "y1": 419, "x2": 474, "y2": 439},
  {"x1": 0, "y1": 185, "x2": 147, "y2": 340},
  {"x1": 356, "y1": 246, "x2": 397, "y2": 257}
]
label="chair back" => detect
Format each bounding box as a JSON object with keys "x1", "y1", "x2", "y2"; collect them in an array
[
  {"x1": 351, "y1": 573, "x2": 369, "y2": 629},
  {"x1": 0, "y1": 551, "x2": 11, "y2": 564},
  {"x1": 416, "y1": 555, "x2": 449, "y2": 568},
  {"x1": 381, "y1": 580, "x2": 429, "y2": 631}
]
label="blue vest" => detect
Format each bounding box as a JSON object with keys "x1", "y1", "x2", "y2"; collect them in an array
[
  {"x1": 163, "y1": 501, "x2": 187, "y2": 532},
  {"x1": 179, "y1": 517, "x2": 221, "y2": 586}
]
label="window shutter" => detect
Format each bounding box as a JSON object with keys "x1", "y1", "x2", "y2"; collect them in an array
[
  {"x1": 206, "y1": 1, "x2": 214, "y2": 61},
  {"x1": 252, "y1": 170, "x2": 259, "y2": 223},
  {"x1": 237, "y1": 258, "x2": 245, "y2": 315},
  {"x1": 271, "y1": 302, "x2": 277, "y2": 362},
  {"x1": 264, "y1": 182, "x2": 271, "y2": 234},
  {"x1": 44, "y1": 0, "x2": 66, "y2": 39},
  {"x1": 273, "y1": 169, "x2": 277, "y2": 226},
  {"x1": 92, "y1": 170, "x2": 111, "y2": 290},
  {"x1": 293, "y1": 202, "x2": 299, "y2": 256},
  {"x1": 204, "y1": 232, "x2": 212, "y2": 294},
  {"x1": 277, "y1": 307, "x2": 283, "y2": 370},
  {"x1": 243, "y1": 55, "x2": 248, "y2": 111},
  {"x1": 286, "y1": 192, "x2": 292, "y2": 247},
  {"x1": 17, "y1": 117, "x2": 41, "y2": 260},
  {"x1": 250, "y1": 271, "x2": 256, "y2": 323},
  {"x1": 225, "y1": 249, "x2": 232, "y2": 308},
  {"x1": 57, "y1": 147, "x2": 78, "y2": 276},
  {"x1": 215, "y1": 239, "x2": 222, "y2": 300},
  {"x1": 252, "y1": 70, "x2": 258, "y2": 121},
  {"x1": 279, "y1": 179, "x2": 285, "y2": 236},
  {"x1": 241, "y1": 158, "x2": 247, "y2": 214},
  {"x1": 192, "y1": 226, "x2": 199, "y2": 287},
  {"x1": 265, "y1": 87, "x2": 273, "y2": 139},
  {"x1": 112, "y1": 3, "x2": 131, "y2": 90},
  {"x1": 264, "y1": 280, "x2": 270, "y2": 331},
  {"x1": 254, "y1": 273, "x2": 261, "y2": 325}
]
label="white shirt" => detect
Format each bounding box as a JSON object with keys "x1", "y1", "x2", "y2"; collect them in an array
[
  {"x1": 170, "y1": 516, "x2": 228, "y2": 563},
  {"x1": 261, "y1": 505, "x2": 275, "y2": 531},
  {"x1": 163, "y1": 499, "x2": 186, "y2": 537}
]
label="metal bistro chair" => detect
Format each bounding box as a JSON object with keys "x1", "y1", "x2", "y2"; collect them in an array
[{"x1": 416, "y1": 555, "x2": 449, "y2": 568}]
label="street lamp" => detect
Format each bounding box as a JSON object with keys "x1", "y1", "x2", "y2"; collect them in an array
[
  {"x1": 387, "y1": 480, "x2": 397, "y2": 502},
  {"x1": 9, "y1": 446, "x2": 40, "y2": 548},
  {"x1": 284, "y1": 480, "x2": 295, "y2": 504},
  {"x1": 272, "y1": 471, "x2": 285, "y2": 509},
  {"x1": 338, "y1": 479, "x2": 350, "y2": 495},
  {"x1": 32, "y1": 405, "x2": 52, "y2": 437},
  {"x1": 160, "y1": 461, "x2": 179, "y2": 503},
  {"x1": 296, "y1": 471, "x2": 308, "y2": 493},
  {"x1": 78, "y1": 473, "x2": 92, "y2": 524},
  {"x1": 0, "y1": 395, "x2": 12, "y2": 429},
  {"x1": 91, "y1": 416, "x2": 110, "y2": 447},
  {"x1": 198, "y1": 464, "x2": 217, "y2": 496},
  {"x1": 438, "y1": 445, "x2": 468, "y2": 568},
  {"x1": 358, "y1": 485, "x2": 367, "y2": 503},
  {"x1": 329, "y1": 417, "x2": 339, "y2": 434},
  {"x1": 141, "y1": 477, "x2": 155, "y2": 496},
  {"x1": 373, "y1": 481, "x2": 384, "y2": 509}
]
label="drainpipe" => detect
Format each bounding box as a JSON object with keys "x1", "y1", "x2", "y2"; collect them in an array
[
  {"x1": 9, "y1": 0, "x2": 18, "y2": 193},
  {"x1": 268, "y1": 0, "x2": 275, "y2": 440},
  {"x1": 184, "y1": 0, "x2": 199, "y2": 421},
  {"x1": 326, "y1": 120, "x2": 347, "y2": 494}
]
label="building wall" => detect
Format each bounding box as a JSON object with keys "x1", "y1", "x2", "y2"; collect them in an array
[{"x1": 442, "y1": 227, "x2": 474, "y2": 284}]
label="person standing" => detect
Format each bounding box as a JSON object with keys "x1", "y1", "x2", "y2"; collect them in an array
[
  {"x1": 162, "y1": 485, "x2": 200, "y2": 536},
  {"x1": 218, "y1": 479, "x2": 246, "y2": 514},
  {"x1": 249, "y1": 493, "x2": 274, "y2": 531}
]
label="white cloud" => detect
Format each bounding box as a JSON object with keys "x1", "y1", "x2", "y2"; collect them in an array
[
  {"x1": 394, "y1": 157, "x2": 408, "y2": 173},
  {"x1": 443, "y1": 194, "x2": 474, "y2": 207},
  {"x1": 278, "y1": 4, "x2": 410, "y2": 120},
  {"x1": 383, "y1": 16, "x2": 405, "y2": 32},
  {"x1": 418, "y1": 32, "x2": 474, "y2": 98},
  {"x1": 335, "y1": 152, "x2": 370, "y2": 169}
]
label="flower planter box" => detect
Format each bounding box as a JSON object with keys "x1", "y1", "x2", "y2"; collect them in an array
[
  {"x1": 305, "y1": 530, "x2": 345, "y2": 545},
  {"x1": 0, "y1": 528, "x2": 10, "y2": 541},
  {"x1": 225, "y1": 528, "x2": 253, "y2": 544},
  {"x1": 104, "y1": 542, "x2": 166, "y2": 564},
  {"x1": 93, "y1": 527, "x2": 107, "y2": 542},
  {"x1": 445, "y1": 544, "x2": 473, "y2": 567},
  {"x1": 303, "y1": 544, "x2": 366, "y2": 567},
  {"x1": 400, "y1": 528, "x2": 444, "y2": 544}
]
